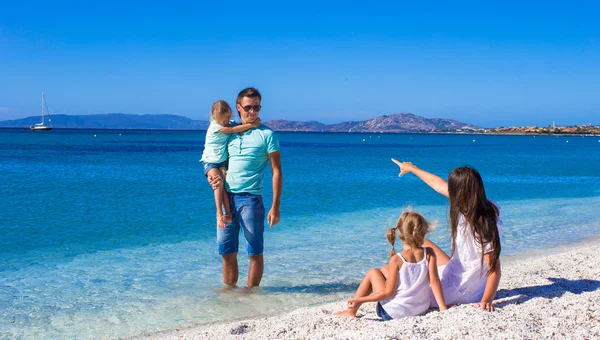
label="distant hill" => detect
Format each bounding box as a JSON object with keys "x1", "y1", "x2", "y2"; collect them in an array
[
  {"x1": 268, "y1": 113, "x2": 479, "y2": 132},
  {"x1": 264, "y1": 120, "x2": 330, "y2": 131},
  {"x1": 0, "y1": 113, "x2": 479, "y2": 132},
  {"x1": 0, "y1": 114, "x2": 210, "y2": 130}
]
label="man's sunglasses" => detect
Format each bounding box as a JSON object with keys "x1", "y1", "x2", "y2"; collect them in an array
[{"x1": 240, "y1": 105, "x2": 262, "y2": 112}]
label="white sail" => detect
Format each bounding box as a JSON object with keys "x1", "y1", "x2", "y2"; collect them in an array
[{"x1": 30, "y1": 92, "x2": 53, "y2": 131}]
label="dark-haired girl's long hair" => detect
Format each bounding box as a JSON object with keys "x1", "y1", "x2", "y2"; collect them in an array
[{"x1": 448, "y1": 166, "x2": 501, "y2": 276}]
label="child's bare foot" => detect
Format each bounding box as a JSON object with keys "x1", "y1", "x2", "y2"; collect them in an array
[
  {"x1": 223, "y1": 214, "x2": 232, "y2": 223},
  {"x1": 217, "y1": 215, "x2": 226, "y2": 228},
  {"x1": 334, "y1": 309, "x2": 358, "y2": 318}
]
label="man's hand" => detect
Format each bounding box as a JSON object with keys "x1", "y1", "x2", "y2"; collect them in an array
[
  {"x1": 267, "y1": 206, "x2": 280, "y2": 228},
  {"x1": 207, "y1": 173, "x2": 221, "y2": 190}
]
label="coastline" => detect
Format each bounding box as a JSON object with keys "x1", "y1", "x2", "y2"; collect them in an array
[
  {"x1": 1, "y1": 126, "x2": 598, "y2": 136},
  {"x1": 139, "y1": 238, "x2": 600, "y2": 340}
]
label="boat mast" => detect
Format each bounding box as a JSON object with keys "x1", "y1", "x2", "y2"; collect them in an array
[{"x1": 41, "y1": 92, "x2": 45, "y2": 124}]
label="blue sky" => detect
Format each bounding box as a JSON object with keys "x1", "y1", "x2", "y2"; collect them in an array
[{"x1": 1, "y1": 1, "x2": 598, "y2": 127}]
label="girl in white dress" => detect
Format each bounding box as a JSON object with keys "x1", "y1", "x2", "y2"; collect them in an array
[
  {"x1": 392, "y1": 159, "x2": 502, "y2": 311},
  {"x1": 335, "y1": 211, "x2": 448, "y2": 320}
]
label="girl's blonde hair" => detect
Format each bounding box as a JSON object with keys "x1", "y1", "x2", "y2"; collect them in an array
[
  {"x1": 212, "y1": 100, "x2": 232, "y2": 121},
  {"x1": 386, "y1": 211, "x2": 432, "y2": 256}
]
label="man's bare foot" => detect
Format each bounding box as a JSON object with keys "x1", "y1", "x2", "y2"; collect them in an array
[
  {"x1": 238, "y1": 286, "x2": 260, "y2": 295},
  {"x1": 215, "y1": 284, "x2": 238, "y2": 293},
  {"x1": 334, "y1": 309, "x2": 358, "y2": 318},
  {"x1": 223, "y1": 214, "x2": 232, "y2": 223},
  {"x1": 217, "y1": 215, "x2": 226, "y2": 228}
]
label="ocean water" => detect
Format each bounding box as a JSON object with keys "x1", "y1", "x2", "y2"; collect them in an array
[{"x1": 1, "y1": 129, "x2": 599, "y2": 339}]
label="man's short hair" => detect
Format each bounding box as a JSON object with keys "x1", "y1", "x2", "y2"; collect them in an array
[{"x1": 236, "y1": 87, "x2": 262, "y2": 113}]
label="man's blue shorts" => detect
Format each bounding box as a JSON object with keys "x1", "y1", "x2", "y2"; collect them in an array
[
  {"x1": 217, "y1": 193, "x2": 265, "y2": 256},
  {"x1": 202, "y1": 160, "x2": 228, "y2": 176}
]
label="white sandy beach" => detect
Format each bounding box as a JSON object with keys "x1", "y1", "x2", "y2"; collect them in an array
[{"x1": 142, "y1": 242, "x2": 600, "y2": 340}]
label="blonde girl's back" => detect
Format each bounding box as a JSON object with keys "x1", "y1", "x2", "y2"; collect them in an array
[{"x1": 379, "y1": 212, "x2": 447, "y2": 318}]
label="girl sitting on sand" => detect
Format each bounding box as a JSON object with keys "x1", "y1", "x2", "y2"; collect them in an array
[
  {"x1": 336, "y1": 211, "x2": 448, "y2": 320},
  {"x1": 392, "y1": 159, "x2": 502, "y2": 311},
  {"x1": 201, "y1": 100, "x2": 260, "y2": 228}
]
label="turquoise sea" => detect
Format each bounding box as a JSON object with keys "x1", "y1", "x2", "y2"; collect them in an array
[{"x1": 1, "y1": 129, "x2": 599, "y2": 339}]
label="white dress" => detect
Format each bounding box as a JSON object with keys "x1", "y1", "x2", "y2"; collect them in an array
[
  {"x1": 431, "y1": 205, "x2": 503, "y2": 306},
  {"x1": 380, "y1": 248, "x2": 432, "y2": 319}
]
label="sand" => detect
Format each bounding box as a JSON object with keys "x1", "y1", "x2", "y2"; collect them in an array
[{"x1": 143, "y1": 243, "x2": 600, "y2": 339}]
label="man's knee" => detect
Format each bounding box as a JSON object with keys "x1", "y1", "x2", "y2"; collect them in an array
[
  {"x1": 248, "y1": 253, "x2": 263, "y2": 262},
  {"x1": 223, "y1": 252, "x2": 237, "y2": 261}
]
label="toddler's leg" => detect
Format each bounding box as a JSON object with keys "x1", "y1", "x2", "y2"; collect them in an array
[
  {"x1": 219, "y1": 167, "x2": 232, "y2": 223},
  {"x1": 335, "y1": 268, "x2": 386, "y2": 317},
  {"x1": 207, "y1": 168, "x2": 225, "y2": 228}
]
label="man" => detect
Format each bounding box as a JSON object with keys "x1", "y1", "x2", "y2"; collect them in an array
[{"x1": 208, "y1": 87, "x2": 282, "y2": 289}]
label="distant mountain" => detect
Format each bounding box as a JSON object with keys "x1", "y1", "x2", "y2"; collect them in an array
[
  {"x1": 0, "y1": 114, "x2": 210, "y2": 130},
  {"x1": 266, "y1": 113, "x2": 479, "y2": 132},
  {"x1": 0, "y1": 113, "x2": 478, "y2": 132},
  {"x1": 265, "y1": 120, "x2": 329, "y2": 131}
]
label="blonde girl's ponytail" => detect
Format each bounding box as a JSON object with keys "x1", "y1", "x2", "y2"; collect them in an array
[
  {"x1": 412, "y1": 217, "x2": 426, "y2": 248},
  {"x1": 386, "y1": 227, "x2": 397, "y2": 257},
  {"x1": 397, "y1": 211, "x2": 432, "y2": 249}
]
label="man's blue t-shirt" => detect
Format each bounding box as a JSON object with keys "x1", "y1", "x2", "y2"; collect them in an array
[{"x1": 225, "y1": 125, "x2": 280, "y2": 195}]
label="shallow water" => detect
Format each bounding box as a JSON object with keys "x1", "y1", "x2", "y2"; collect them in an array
[{"x1": 1, "y1": 129, "x2": 599, "y2": 339}]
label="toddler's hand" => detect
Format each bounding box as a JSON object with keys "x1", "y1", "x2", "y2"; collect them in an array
[{"x1": 251, "y1": 118, "x2": 261, "y2": 128}]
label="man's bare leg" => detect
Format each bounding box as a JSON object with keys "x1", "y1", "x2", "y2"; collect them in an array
[
  {"x1": 247, "y1": 254, "x2": 264, "y2": 288},
  {"x1": 222, "y1": 253, "x2": 239, "y2": 288}
]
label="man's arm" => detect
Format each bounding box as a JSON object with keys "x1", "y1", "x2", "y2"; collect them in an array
[{"x1": 267, "y1": 150, "x2": 282, "y2": 228}]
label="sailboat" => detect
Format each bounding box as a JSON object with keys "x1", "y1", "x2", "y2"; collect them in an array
[{"x1": 30, "y1": 92, "x2": 53, "y2": 131}]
